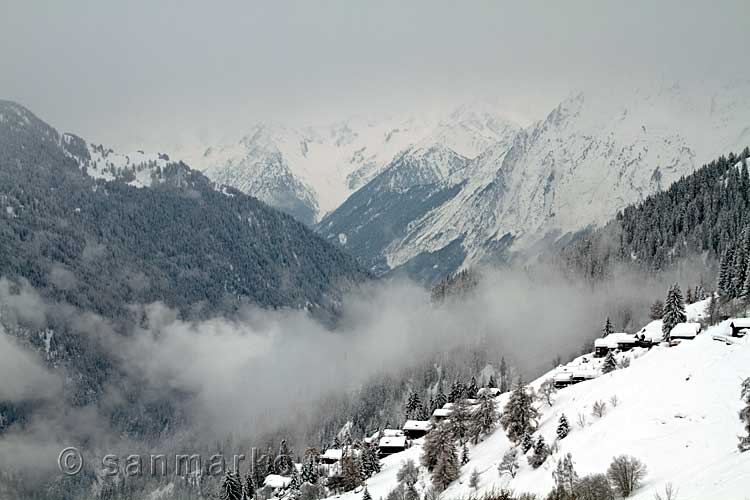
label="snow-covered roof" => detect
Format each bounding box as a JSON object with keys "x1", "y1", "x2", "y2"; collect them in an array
[
  {"x1": 432, "y1": 408, "x2": 452, "y2": 417},
  {"x1": 264, "y1": 475, "x2": 291, "y2": 489},
  {"x1": 403, "y1": 420, "x2": 432, "y2": 432},
  {"x1": 670, "y1": 322, "x2": 701, "y2": 338},
  {"x1": 378, "y1": 436, "x2": 407, "y2": 448},
  {"x1": 320, "y1": 449, "x2": 343, "y2": 461},
  {"x1": 571, "y1": 369, "x2": 597, "y2": 379},
  {"x1": 640, "y1": 320, "x2": 665, "y2": 342},
  {"x1": 442, "y1": 402, "x2": 454, "y2": 409},
  {"x1": 730, "y1": 318, "x2": 750, "y2": 328},
  {"x1": 553, "y1": 372, "x2": 573, "y2": 382},
  {"x1": 477, "y1": 387, "x2": 501, "y2": 397},
  {"x1": 594, "y1": 338, "x2": 618, "y2": 349},
  {"x1": 607, "y1": 332, "x2": 638, "y2": 343},
  {"x1": 381, "y1": 429, "x2": 404, "y2": 437}
]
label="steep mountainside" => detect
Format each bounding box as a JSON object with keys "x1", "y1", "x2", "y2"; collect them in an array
[
  {"x1": 326, "y1": 303, "x2": 750, "y2": 500},
  {"x1": 561, "y1": 149, "x2": 750, "y2": 283},
  {"x1": 319, "y1": 82, "x2": 750, "y2": 283},
  {"x1": 0, "y1": 100, "x2": 369, "y2": 319},
  {"x1": 183, "y1": 107, "x2": 520, "y2": 224}
]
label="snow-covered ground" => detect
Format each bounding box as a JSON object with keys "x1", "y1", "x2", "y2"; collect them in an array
[{"x1": 325, "y1": 303, "x2": 750, "y2": 500}]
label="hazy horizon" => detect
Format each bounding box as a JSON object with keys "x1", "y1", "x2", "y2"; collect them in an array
[{"x1": 2, "y1": 1, "x2": 749, "y2": 152}]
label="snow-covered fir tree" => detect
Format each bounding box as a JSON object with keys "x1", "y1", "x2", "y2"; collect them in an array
[
  {"x1": 220, "y1": 471, "x2": 243, "y2": 500},
  {"x1": 500, "y1": 357, "x2": 509, "y2": 393},
  {"x1": 662, "y1": 282, "x2": 686, "y2": 341},
  {"x1": 694, "y1": 284, "x2": 707, "y2": 300},
  {"x1": 529, "y1": 435, "x2": 549, "y2": 469},
  {"x1": 362, "y1": 486, "x2": 372, "y2": 500},
  {"x1": 277, "y1": 439, "x2": 294, "y2": 475},
  {"x1": 404, "y1": 391, "x2": 423, "y2": 420},
  {"x1": 602, "y1": 317, "x2": 614, "y2": 337},
  {"x1": 360, "y1": 442, "x2": 381, "y2": 478},
  {"x1": 470, "y1": 392, "x2": 498, "y2": 443},
  {"x1": 461, "y1": 443, "x2": 470, "y2": 465},
  {"x1": 467, "y1": 376, "x2": 479, "y2": 399},
  {"x1": 556, "y1": 414, "x2": 570, "y2": 440},
  {"x1": 602, "y1": 351, "x2": 617, "y2": 374},
  {"x1": 718, "y1": 246, "x2": 735, "y2": 297},
  {"x1": 448, "y1": 380, "x2": 465, "y2": 403},
  {"x1": 288, "y1": 465, "x2": 301, "y2": 496},
  {"x1": 500, "y1": 379, "x2": 539, "y2": 443},
  {"x1": 487, "y1": 374, "x2": 497, "y2": 388},
  {"x1": 301, "y1": 455, "x2": 319, "y2": 485},
  {"x1": 341, "y1": 455, "x2": 363, "y2": 491}
]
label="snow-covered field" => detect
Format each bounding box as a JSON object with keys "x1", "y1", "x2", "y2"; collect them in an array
[{"x1": 326, "y1": 305, "x2": 750, "y2": 500}]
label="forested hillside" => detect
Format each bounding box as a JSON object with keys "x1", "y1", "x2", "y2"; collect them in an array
[
  {"x1": 0, "y1": 100, "x2": 369, "y2": 321},
  {"x1": 560, "y1": 148, "x2": 750, "y2": 287}
]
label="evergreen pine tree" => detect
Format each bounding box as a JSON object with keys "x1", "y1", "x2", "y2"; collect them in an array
[
  {"x1": 469, "y1": 469, "x2": 480, "y2": 489},
  {"x1": 521, "y1": 432, "x2": 533, "y2": 453},
  {"x1": 431, "y1": 442, "x2": 459, "y2": 491},
  {"x1": 244, "y1": 473, "x2": 255, "y2": 500},
  {"x1": 220, "y1": 471, "x2": 243, "y2": 500},
  {"x1": 556, "y1": 414, "x2": 570, "y2": 440},
  {"x1": 341, "y1": 455, "x2": 363, "y2": 491},
  {"x1": 422, "y1": 423, "x2": 455, "y2": 471},
  {"x1": 467, "y1": 376, "x2": 479, "y2": 399},
  {"x1": 447, "y1": 398, "x2": 471, "y2": 443},
  {"x1": 448, "y1": 380, "x2": 463, "y2": 403},
  {"x1": 732, "y1": 243, "x2": 748, "y2": 297},
  {"x1": 719, "y1": 247, "x2": 735, "y2": 297},
  {"x1": 602, "y1": 351, "x2": 617, "y2": 374},
  {"x1": 470, "y1": 393, "x2": 499, "y2": 443},
  {"x1": 434, "y1": 383, "x2": 448, "y2": 410},
  {"x1": 529, "y1": 436, "x2": 549, "y2": 469},
  {"x1": 662, "y1": 282, "x2": 687, "y2": 341},
  {"x1": 552, "y1": 453, "x2": 578, "y2": 497},
  {"x1": 362, "y1": 487, "x2": 372, "y2": 500},
  {"x1": 277, "y1": 439, "x2": 293, "y2": 475},
  {"x1": 602, "y1": 317, "x2": 614, "y2": 337},
  {"x1": 499, "y1": 379, "x2": 539, "y2": 443},
  {"x1": 685, "y1": 287, "x2": 694, "y2": 304},
  {"x1": 289, "y1": 466, "x2": 301, "y2": 494},
  {"x1": 487, "y1": 374, "x2": 498, "y2": 388},
  {"x1": 461, "y1": 443, "x2": 470, "y2": 465}
]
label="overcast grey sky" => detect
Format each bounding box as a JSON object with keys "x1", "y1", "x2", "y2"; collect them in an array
[{"x1": 1, "y1": 0, "x2": 748, "y2": 150}]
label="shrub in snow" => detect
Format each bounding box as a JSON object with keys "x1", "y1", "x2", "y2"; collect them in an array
[
  {"x1": 739, "y1": 377, "x2": 750, "y2": 452},
  {"x1": 609, "y1": 395, "x2": 619, "y2": 408},
  {"x1": 606, "y1": 455, "x2": 647, "y2": 497},
  {"x1": 556, "y1": 414, "x2": 569, "y2": 440},
  {"x1": 469, "y1": 468, "x2": 480, "y2": 489},
  {"x1": 572, "y1": 474, "x2": 614, "y2": 500},
  {"x1": 591, "y1": 400, "x2": 607, "y2": 418},
  {"x1": 576, "y1": 413, "x2": 587, "y2": 429},
  {"x1": 653, "y1": 483, "x2": 679, "y2": 500},
  {"x1": 618, "y1": 357, "x2": 631, "y2": 369},
  {"x1": 397, "y1": 459, "x2": 419, "y2": 487},
  {"x1": 299, "y1": 483, "x2": 326, "y2": 500},
  {"x1": 498, "y1": 448, "x2": 519, "y2": 478}
]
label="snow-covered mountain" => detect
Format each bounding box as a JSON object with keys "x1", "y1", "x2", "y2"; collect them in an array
[
  {"x1": 325, "y1": 300, "x2": 750, "y2": 499},
  {"x1": 181, "y1": 107, "x2": 521, "y2": 225},
  {"x1": 319, "y1": 81, "x2": 750, "y2": 282}
]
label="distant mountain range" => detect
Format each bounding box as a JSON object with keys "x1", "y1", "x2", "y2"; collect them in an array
[{"x1": 184, "y1": 81, "x2": 750, "y2": 283}]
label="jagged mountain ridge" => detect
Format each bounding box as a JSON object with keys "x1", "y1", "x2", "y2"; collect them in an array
[
  {"x1": 319, "y1": 81, "x2": 750, "y2": 283},
  {"x1": 182, "y1": 106, "x2": 522, "y2": 224}
]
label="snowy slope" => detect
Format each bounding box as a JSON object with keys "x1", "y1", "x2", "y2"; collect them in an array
[
  {"x1": 181, "y1": 107, "x2": 521, "y2": 224},
  {"x1": 326, "y1": 303, "x2": 750, "y2": 500},
  {"x1": 320, "y1": 80, "x2": 750, "y2": 281},
  {"x1": 61, "y1": 132, "x2": 174, "y2": 188}
]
